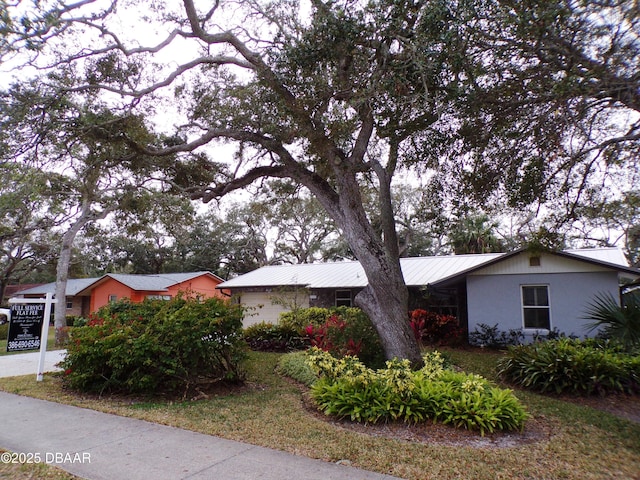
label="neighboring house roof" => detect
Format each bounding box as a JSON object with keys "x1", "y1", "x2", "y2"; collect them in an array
[
  {"x1": 75, "y1": 271, "x2": 223, "y2": 296},
  {"x1": 217, "y1": 248, "x2": 640, "y2": 290},
  {"x1": 16, "y1": 278, "x2": 99, "y2": 297},
  {"x1": 13, "y1": 272, "x2": 223, "y2": 299},
  {"x1": 4, "y1": 284, "x2": 46, "y2": 297}
]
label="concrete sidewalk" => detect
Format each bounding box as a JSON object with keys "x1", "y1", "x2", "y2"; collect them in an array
[
  {"x1": 0, "y1": 349, "x2": 66, "y2": 378},
  {"x1": 0, "y1": 391, "x2": 401, "y2": 480}
]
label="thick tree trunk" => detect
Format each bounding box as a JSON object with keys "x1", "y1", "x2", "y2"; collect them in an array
[
  {"x1": 54, "y1": 226, "x2": 78, "y2": 345},
  {"x1": 54, "y1": 201, "x2": 112, "y2": 345},
  {"x1": 330, "y1": 173, "x2": 423, "y2": 367},
  {"x1": 354, "y1": 266, "x2": 422, "y2": 367}
]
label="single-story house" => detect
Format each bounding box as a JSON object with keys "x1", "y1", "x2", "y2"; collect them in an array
[
  {"x1": 14, "y1": 272, "x2": 227, "y2": 318},
  {"x1": 16, "y1": 278, "x2": 97, "y2": 317},
  {"x1": 217, "y1": 248, "x2": 640, "y2": 340}
]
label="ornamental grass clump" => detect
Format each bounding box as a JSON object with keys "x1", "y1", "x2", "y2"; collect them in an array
[{"x1": 306, "y1": 348, "x2": 528, "y2": 435}]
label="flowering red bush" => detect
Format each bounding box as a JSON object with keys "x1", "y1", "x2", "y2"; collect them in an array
[
  {"x1": 409, "y1": 309, "x2": 465, "y2": 346},
  {"x1": 306, "y1": 314, "x2": 363, "y2": 357}
]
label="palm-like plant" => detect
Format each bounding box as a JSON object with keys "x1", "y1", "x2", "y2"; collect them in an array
[{"x1": 585, "y1": 292, "x2": 640, "y2": 351}]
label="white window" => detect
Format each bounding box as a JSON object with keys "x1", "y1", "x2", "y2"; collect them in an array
[
  {"x1": 108, "y1": 294, "x2": 117, "y2": 303},
  {"x1": 66, "y1": 300, "x2": 73, "y2": 309},
  {"x1": 521, "y1": 285, "x2": 550, "y2": 330},
  {"x1": 145, "y1": 295, "x2": 171, "y2": 301},
  {"x1": 335, "y1": 290, "x2": 352, "y2": 307}
]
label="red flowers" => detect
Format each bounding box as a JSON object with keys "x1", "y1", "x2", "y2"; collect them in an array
[
  {"x1": 409, "y1": 309, "x2": 464, "y2": 346},
  {"x1": 305, "y1": 314, "x2": 363, "y2": 357}
]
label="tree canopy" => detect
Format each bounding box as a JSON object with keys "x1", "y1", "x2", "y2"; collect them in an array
[{"x1": 1, "y1": 0, "x2": 637, "y2": 363}]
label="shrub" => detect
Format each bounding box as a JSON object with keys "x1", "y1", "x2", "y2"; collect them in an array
[
  {"x1": 59, "y1": 296, "x2": 246, "y2": 396},
  {"x1": 306, "y1": 348, "x2": 528, "y2": 435},
  {"x1": 72, "y1": 317, "x2": 89, "y2": 327},
  {"x1": 584, "y1": 293, "x2": 640, "y2": 352},
  {"x1": 497, "y1": 338, "x2": 640, "y2": 395},
  {"x1": 303, "y1": 308, "x2": 385, "y2": 368},
  {"x1": 279, "y1": 307, "x2": 331, "y2": 332},
  {"x1": 276, "y1": 351, "x2": 318, "y2": 386},
  {"x1": 243, "y1": 322, "x2": 309, "y2": 352},
  {"x1": 469, "y1": 323, "x2": 524, "y2": 348},
  {"x1": 409, "y1": 309, "x2": 465, "y2": 346},
  {"x1": 0, "y1": 322, "x2": 8, "y2": 341}
]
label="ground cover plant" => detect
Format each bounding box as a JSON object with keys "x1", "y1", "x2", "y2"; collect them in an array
[
  {"x1": 1, "y1": 349, "x2": 639, "y2": 479},
  {"x1": 304, "y1": 348, "x2": 528, "y2": 435},
  {"x1": 497, "y1": 338, "x2": 640, "y2": 395},
  {"x1": 59, "y1": 296, "x2": 246, "y2": 395}
]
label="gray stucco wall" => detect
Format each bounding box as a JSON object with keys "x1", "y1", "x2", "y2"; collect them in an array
[{"x1": 466, "y1": 271, "x2": 621, "y2": 340}]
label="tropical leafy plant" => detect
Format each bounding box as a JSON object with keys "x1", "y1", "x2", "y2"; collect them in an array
[
  {"x1": 409, "y1": 309, "x2": 465, "y2": 346},
  {"x1": 282, "y1": 307, "x2": 385, "y2": 368},
  {"x1": 584, "y1": 293, "x2": 640, "y2": 351},
  {"x1": 497, "y1": 338, "x2": 640, "y2": 395},
  {"x1": 306, "y1": 348, "x2": 528, "y2": 435}
]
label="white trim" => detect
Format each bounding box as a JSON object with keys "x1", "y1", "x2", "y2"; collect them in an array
[{"x1": 520, "y1": 284, "x2": 552, "y2": 331}]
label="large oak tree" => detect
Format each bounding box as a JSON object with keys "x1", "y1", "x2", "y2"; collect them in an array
[{"x1": 2, "y1": 0, "x2": 638, "y2": 364}]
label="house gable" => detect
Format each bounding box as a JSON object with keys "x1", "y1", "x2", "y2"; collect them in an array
[
  {"x1": 469, "y1": 251, "x2": 620, "y2": 277},
  {"x1": 90, "y1": 278, "x2": 136, "y2": 312}
]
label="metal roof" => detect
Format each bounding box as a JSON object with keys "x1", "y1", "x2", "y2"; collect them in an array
[
  {"x1": 218, "y1": 248, "x2": 636, "y2": 290},
  {"x1": 564, "y1": 247, "x2": 630, "y2": 267},
  {"x1": 219, "y1": 253, "x2": 506, "y2": 289}
]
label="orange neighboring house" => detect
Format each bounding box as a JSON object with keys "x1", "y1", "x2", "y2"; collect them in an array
[
  {"x1": 78, "y1": 272, "x2": 229, "y2": 313},
  {"x1": 14, "y1": 272, "x2": 228, "y2": 317}
]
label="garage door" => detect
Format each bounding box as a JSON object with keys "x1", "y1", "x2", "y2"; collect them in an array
[{"x1": 239, "y1": 291, "x2": 309, "y2": 327}]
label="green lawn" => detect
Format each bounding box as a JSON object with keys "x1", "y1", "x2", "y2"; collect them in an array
[{"x1": 0, "y1": 348, "x2": 638, "y2": 480}]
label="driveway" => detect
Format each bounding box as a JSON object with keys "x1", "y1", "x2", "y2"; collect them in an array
[{"x1": 0, "y1": 349, "x2": 66, "y2": 378}]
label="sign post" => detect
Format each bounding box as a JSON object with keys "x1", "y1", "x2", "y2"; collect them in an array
[{"x1": 8, "y1": 293, "x2": 57, "y2": 381}]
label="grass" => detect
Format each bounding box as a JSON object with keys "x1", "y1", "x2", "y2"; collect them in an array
[
  {"x1": 1, "y1": 348, "x2": 639, "y2": 480},
  {"x1": 0, "y1": 326, "x2": 59, "y2": 356},
  {"x1": 0, "y1": 449, "x2": 82, "y2": 479}
]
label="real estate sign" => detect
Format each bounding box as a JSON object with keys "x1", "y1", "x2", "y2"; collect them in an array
[{"x1": 7, "y1": 303, "x2": 46, "y2": 352}]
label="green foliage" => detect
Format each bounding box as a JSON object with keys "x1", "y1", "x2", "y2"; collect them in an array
[
  {"x1": 497, "y1": 338, "x2": 640, "y2": 395},
  {"x1": 65, "y1": 315, "x2": 81, "y2": 327},
  {"x1": 0, "y1": 323, "x2": 8, "y2": 341},
  {"x1": 585, "y1": 293, "x2": 640, "y2": 351},
  {"x1": 409, "y1": 309, "x2": 465, "y2": 346},
  {"x1": 59, "y1": 297, "x2": 246, "y2": 395},
  {"x1": 276, "y1": 351, "x2": 318, "y2": 387},
  {"x1": 279, "y1": 307, "x2": 335, "y2": 332},
  {"x1": 298, "y1": 307, "x2": 385, "y2": 368},
  {"x1": 242, "y1": 322, "x2": 309, "y2": 352},
  {"x1": 72, "y1": 317, "x2": 88, "y2": 327},
  {"x1": 306, "y1": 348, "x2": 528, "y2": 435},
  {"x1": 469, "y1": 323, "x2": 525, "y2": 348}
]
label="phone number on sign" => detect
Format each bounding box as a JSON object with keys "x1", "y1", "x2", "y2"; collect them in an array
[{"x1": 0, "y1": 451, "x2": 91, "y2": 464}]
